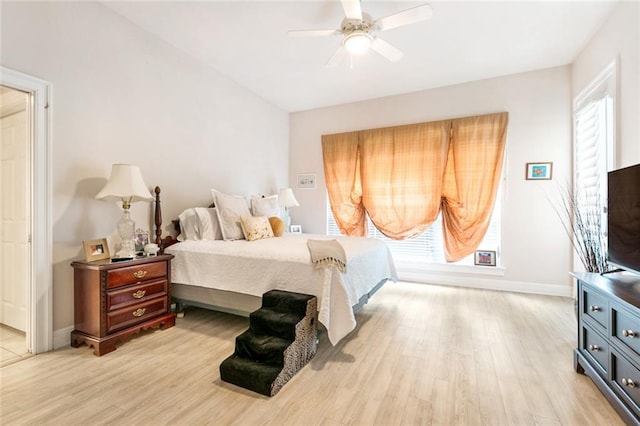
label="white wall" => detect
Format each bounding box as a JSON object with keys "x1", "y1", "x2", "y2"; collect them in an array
[
  {"x1": 572, "y1": 0, "x2": 639, "y2": 168},
  {"x1": 290, "y1": 66, "x2": 574, "y2": 296},
  {"x1": 1, "y1": 2, "x2": 289, "y2": 333}
]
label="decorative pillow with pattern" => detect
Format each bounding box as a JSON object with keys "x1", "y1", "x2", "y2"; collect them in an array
[
  {"x1": 240, "y1": 216, "x2": 274, "y2": 241},
  {"x1": 211, "y1": 189, "x2": 252, "y2": 240}
]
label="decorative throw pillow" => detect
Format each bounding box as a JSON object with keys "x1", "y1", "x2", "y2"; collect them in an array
[
  {"x1": 211, "y1": 189, "x2": 252, "y2": 240},
  {"x1": 268, "y1": 216, "x2": 285, "y2": 237},
  {"x1": 194, "y1": 207, "x2": 223, "y2": 240},
  {"x1": 250, "y1": 195, "x2": 280, "y2": 217},
  {"x1": 177, "y1": 208, "x2": 199, "y2": 241},
  {"x1": 240, "y1": 216, "x2": 274, "y2": 241}
]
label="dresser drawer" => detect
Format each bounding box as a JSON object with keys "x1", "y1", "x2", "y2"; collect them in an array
[
  {"x1": 107, "y1": 279, "x2": 168, "y2": 312},
  {"x1": 106, "y1": 297, "x2": 168, "y2": 333},
  {"x1": 582, "y1": 324, "x2": 609, "y2": 373},
  {"x1": 583, "y1": 287, "x2": 609, "y2": 329},
  {"x1": 107, "y1": 261, "x2": 167, "y2": 288},
  {"x1": 613, "y1": 304, "x2": 640, "y2": 358},
  {"x1": 612, "y1": 350, "x2": 640, "y2": 412}
]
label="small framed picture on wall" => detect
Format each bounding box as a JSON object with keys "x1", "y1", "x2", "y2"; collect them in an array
[
  {"x1": 290, "y1": 225, "x2": 302, "y2": 234},
  {"x1": 525, "y1": 162, "x2": 553, "y2": 180},
  {"x1": 297, "y1": 174, "x2": 316, "y2": 189}
]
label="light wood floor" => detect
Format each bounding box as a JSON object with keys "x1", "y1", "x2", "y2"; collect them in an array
[
  {"x1": 0, "y1": 282, "x2": 624, "y2": 425},
  {"x1": 0, "y1": 324, "x2": 29, "y2": 367}
]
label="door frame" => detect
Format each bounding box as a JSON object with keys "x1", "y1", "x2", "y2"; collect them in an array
[{"x1": 1, "y1": 67, "x2": 52, "y2": 354}]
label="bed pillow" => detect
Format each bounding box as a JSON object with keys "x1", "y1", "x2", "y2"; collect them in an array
[
  {"x1": 268, "y1": 216, "x2": 285, "y2": 237},
  {"x1": 177, "y1": 208, "x2": 199, "y2": 241},
  {"x1": 240, "y1": 215, "x2": 274, "y2": 241},
  {"x1": 211, "y1": 189, "x2": 252, "y2": 240},
  {"x1": 250, "y1": 195, "x2": 280, "y2": 217},
  {"x1": 194, "y1": 207, "x2": 223, "y2": 240}
]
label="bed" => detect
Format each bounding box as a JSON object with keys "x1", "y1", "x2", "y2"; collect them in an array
[{"x1": 152, "y1": 187, "x2": 398, "y2": 345}]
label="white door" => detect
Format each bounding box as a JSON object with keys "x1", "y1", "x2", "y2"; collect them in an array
[{"x1": 0, "y1": 86, "x2": 29, "y2": 332}]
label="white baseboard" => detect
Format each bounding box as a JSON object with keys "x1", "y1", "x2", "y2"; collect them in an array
[
  {"x1": 398, "y1": 271, "x2": 572, "y2": 298},
  {"x1": 53, "y1": 326, "x2": 73, "y2": 350}
]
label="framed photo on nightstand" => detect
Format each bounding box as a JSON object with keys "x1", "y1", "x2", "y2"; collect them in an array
[
  {"x1": 83, "y1": 238, "x2": 110, "y2": 262},
  {"x1": 290, "y1": 225, "x2": 302, "y2": 234},
  {"x1": 133, "y1": 229, "x2": 149, "y2": 252}
]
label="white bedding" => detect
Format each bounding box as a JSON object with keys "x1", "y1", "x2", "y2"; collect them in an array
[{"x1": 165, "y1": 233, "x2": 397, "y2": 345}]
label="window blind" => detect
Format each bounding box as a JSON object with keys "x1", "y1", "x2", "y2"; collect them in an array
[{"x1": 327, "y1": 193, "x2": 501, "y2": 266}]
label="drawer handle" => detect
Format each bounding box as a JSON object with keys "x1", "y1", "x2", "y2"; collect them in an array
[
  {"x1": 132, "y1": 290, "x2": 146, "y2": 299},
  {"x1": 622, "y1": 378, "x2": 637, "y2": 388},
  {"x1": 132, "y1": 308, "x2": 146, "y2": 317},
  {"x1": 588, "y1": 345, "x2": 600, "y2": 352},
  {"x1": 623, "y1": 329, "x2": 636, "y2": 338},
  {"x1": 133, "y1": 270, "x2": 148, "y2": 279},
  {"x1": 589, "y1": 305, "x2": 602, "y2": 312}
]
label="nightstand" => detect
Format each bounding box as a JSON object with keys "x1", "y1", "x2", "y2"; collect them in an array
[{"x1": 70, "y1": 254, "x2": 176, "y2": 356}]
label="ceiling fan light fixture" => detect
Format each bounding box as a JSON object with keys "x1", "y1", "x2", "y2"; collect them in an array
[{"x1": 343, "y1": 31, "x2": 372, "y2": 55}]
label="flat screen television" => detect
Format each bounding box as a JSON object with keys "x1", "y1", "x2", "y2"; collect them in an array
[{"x1": 607, "y1": 163, "x2": 640, "y2": 275}]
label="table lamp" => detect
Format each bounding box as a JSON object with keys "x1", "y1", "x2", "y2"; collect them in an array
[
  {"x1": 95, "y1": 164, "x2": 153, "y2": 258},
  {"x1": 278, "y1": 188, "x2": 299, "y2": 230}
]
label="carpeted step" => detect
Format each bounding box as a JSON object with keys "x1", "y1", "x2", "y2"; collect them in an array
[
  {"x1": 219, "y1": 355, "x2": 283, "y2": 397},
  {"x1": 234, "y1": 329, "x2": 291, "y2": 366},
  {"x1": 262, "y1": 290, "x2": 317, "y2": 316},
  {"x1": 249, "y1": 308, "x2": 301, "y2": 341},
  {"x1": 220, "y1": 290, "x2": 318, "y2": 396}
]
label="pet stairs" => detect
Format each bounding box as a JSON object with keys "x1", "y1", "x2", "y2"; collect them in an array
[{"x1": 219, "y1": 290, "x2": 318, "y2": 396}]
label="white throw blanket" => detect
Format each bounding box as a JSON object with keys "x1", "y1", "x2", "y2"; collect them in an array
[{"x1": 307, "y1": 239, "x2": 347, "y2": 273}]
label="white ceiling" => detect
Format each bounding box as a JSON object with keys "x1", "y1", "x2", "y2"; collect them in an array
[{"x1": 102, "y1": 1, "x2": 618, "y2": 112}]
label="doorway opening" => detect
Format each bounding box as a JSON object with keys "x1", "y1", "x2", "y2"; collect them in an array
[
  {"x1": 0, "y1": 85, "x2": 30, "y2": 365},
  {"x1": 0, "y1": 67, "x2": 52, "y2": 363}
]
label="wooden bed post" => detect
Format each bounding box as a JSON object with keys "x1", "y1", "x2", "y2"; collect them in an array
[{"x1": 154, "y1": 186, "x2": 163, "y2": 247}]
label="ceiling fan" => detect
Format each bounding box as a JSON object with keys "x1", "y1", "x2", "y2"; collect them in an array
[{"x1": 288, "y1": 0, "x2": 433, "y2": 67}]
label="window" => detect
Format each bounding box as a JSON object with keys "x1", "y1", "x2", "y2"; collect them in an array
[
  {"x1": 327, "y1": 191, "x2": 502, "y2": 266},
  {"x1": 572, "y1": 60, "x2": 616, "y2": 272}
]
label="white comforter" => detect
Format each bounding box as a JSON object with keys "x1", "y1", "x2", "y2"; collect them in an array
[{"x1": 165, "y1": 233, "x2": 397, "y2": 345}]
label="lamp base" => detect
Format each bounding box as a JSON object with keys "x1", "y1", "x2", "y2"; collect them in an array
[{"x1": 116, "y1": 208, "x2": 136, "y2": 259}]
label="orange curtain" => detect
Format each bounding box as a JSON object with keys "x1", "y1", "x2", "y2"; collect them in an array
[
  {"x1": 321, "y1": 131, "x2": 366, "y2": 236},
  {"x1": 441, "y1": 112, "x2": 508, "y2": 261},
  {"x1": 359, "y1": 121, "x2": 451, "y2": 239}
]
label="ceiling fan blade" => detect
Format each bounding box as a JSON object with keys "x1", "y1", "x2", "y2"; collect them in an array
[
  {"x1": 371, "y1": 38, "x2": 404, "y2": 62},
  {"x1": 326, "y1": 46, "x2": 348, "y2": 68},
  {"x1": 341, "y1": 0, "x2": 362, "y2": 21},
  {"x1": 288, "y1": 29, "x2": 341, "y2": 37},
  {"x1": 376, "y1": 4, "x2": 433, "y2": 32}
]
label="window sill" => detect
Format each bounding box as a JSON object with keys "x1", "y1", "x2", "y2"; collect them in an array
[{"x1": 395, "y1": 260, "x2": 506, "y2": 277}]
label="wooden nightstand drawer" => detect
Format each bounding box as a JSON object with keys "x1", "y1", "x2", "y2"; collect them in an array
[
  {"x1": 107, "y1": 279, "x2": 168, "y2": 312},
  {"x1": 583, "y1": 287, "x2": 609, "y2": 329},
  {"x1": 107, "y1": 261, "x2": 167, "y2": 288},
  {"x1": 107, "y1": 297, "x2": 168, "y2": 334},
  {"x1": 582, "y1": 324, "x2": 608, "y2": 373}
]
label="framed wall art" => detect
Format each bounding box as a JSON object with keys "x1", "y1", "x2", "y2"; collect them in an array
[
  {"x1": 296, "y1": 174, "x2": 316, "y2": 189},
  {"x1": 525, "y1": 162, "x2": 553, "y2": 180},
  {"x1": 474, "y1": 250, "x2": 496, "y2": 267},
  {"x1": 83, "y1": 238, "x2": 110, "y2": 262}
]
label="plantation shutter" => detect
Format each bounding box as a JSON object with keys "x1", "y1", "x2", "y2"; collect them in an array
[{"x1": 572, "y1": 62, "x2": 616, "y2": 272}]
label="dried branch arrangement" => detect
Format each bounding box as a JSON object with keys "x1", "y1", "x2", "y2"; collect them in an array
[{"x1": 554, "y1": 184, "x2": 611, "y2": 274}]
